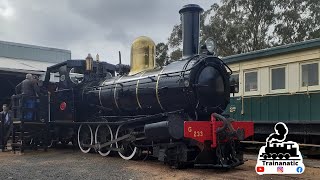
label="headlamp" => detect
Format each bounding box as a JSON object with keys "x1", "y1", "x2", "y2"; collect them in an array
[{"x1": 205, "y1": 38, "x2": 215, "y2": 54}]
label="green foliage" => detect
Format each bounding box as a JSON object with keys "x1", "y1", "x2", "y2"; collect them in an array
[
  {"x1": 168, "y1": 24, "x2": 182, "y2": 49},
  {"x1": 167, "y1": 0, "x2": 320, "y2": 57},
  {"x1": 207, "y1": 0, "x2": 275, "y2": 56},
  {"x1": 155, "y1": 42, "x2": 169, "y2": 66},
  {"x1": 273, "y1": 0, "x2": 320, "y2": 44},
  {"x1": 170, "y1": 48, "x2": 182, "y2": 61}
]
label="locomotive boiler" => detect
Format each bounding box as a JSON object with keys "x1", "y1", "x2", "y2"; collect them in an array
[
  {"x1": 83, "y1": 39, "x2": 230, "y2": 118},
  {"x1": 38, "y1": 4, "x2": 254, "y2": 168}
]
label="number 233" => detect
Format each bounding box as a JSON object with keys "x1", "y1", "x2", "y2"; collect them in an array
[{"x1": 193, "y1": 131, "x2": 203, "y2": 137}]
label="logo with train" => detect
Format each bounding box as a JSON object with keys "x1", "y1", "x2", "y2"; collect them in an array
[{"x1": 256, "y1": 122, "x2": 305, "y2": 175}]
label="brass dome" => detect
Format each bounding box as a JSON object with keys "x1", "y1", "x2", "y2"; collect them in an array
[{"x1": 130, "y1": 36, "x2": 156, "y2": 75}]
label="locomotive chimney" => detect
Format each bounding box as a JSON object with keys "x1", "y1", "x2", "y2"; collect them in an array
[{"x1": 179, "y1": 4, "x2": 203, "y2": 58}]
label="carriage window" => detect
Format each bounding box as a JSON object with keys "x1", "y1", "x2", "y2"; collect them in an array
[
  {"x1": 301, "y1": 63, "x2": 319, "y2": 87},
  {"x1": 69, "y1": 68, "x2": 84, "y2": 84},
  {"x1": 245, "y1": 71, "x2": 258, "y2": 92},
  {"x1": 271, "y1": 67, "x2": 286, "y2": 90}
]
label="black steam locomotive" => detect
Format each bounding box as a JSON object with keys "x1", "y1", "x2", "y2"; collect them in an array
[{"x1": 10, "y1": 4, "x2": 253, "y2": 169}]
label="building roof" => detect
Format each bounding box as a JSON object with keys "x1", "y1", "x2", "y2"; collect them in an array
[
  {"x1": 222, "y1": 38, "x2": 320, "y2": 64},
  {"x1": 0, "y1": 40, "x2": 71, "y2": 63},
  {"x1": 0, "y1": 57, "x2": 54, "y2": 75}
]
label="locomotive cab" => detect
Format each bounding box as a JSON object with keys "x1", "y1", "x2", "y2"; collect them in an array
[{"x1": 42, "y1": 59, "x2": 116, "y2": 122}]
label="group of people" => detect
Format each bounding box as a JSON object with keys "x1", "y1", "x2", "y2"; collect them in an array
[
  {"x1": 0, "y1": 73, "x2": 40, "y2": 147},
  {"x1": 1, "y1": 73, "x2": 39, "y2": 123}
]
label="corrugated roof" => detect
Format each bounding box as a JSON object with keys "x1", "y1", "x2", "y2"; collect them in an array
[
  {"x1": 0, "y1": 40, "x2": 70, "y2": 53},
  {"x1": 222, "y1": 38, "x2": 320, "y2": 64},
  {"x1": 0, "y1": 57, "x2": 54, "y2": 74},
  {"x1": 0, "y1": 40, "x2": 71, "y2": 63}
]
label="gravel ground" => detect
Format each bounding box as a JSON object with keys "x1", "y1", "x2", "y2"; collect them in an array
[{"x1": 0, "y1": 149, "x2": 319, "y2": 180}]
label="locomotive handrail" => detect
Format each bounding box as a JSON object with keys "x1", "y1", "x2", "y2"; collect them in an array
[
  {"x1": 53, "y1": 110, "x2": 184, "y2": 126},
  {"x1": 217, "y1": 58, "x2": 233, "y2": 75},
  {"x1": 98, "y1": 114, "x2": 152, "y2": 119},
  {"x1": 11, "y1": 94, "x2": 42, "y2": 123},
  {"x1": 96, "y1": 110, "x2": 184, "y2": 125},
  {"x1": 93, "y1": 71, "x2": 183, "y2": 90},
  {"x1": 179, "y1": 54, "x2": 200, "y2": 80},
  {"x1": 12, "y1": 94, "x2": 39, "y2": 99}
]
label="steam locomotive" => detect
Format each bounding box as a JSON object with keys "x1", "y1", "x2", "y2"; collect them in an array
[{"x1": 11, "y1": 4, "x2": 254, "y2": 169}]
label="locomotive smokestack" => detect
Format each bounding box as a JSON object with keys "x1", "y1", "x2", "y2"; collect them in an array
[{"x1": 179, "y1": 4, "x2": 203, "y2": 58}]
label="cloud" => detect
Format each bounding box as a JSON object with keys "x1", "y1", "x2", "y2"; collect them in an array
[
  {"x1": 0, "y1": 0, "x2": 216, "y2": 65},
  {"x1": 0, "y1": 0, "x2": 14, "y2": 17}
]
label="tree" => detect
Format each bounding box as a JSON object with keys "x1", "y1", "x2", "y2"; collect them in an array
[
  {"x1": 170, "y1": 49, "x2": 182, "y2": 60},
  {"x1": 168, "y1": 24, "x2": 182, "y2": 49},
  {"x1": 202, "y1": 0, "x2": 275, "y2": 56},
  {"x1": 155, "y1": 42, "x2": 169, "y2": 66},
  {"x1": 167, "y1": 0, "x2": 320, "y2": 57},
  {"x1": 169, "y1": 12, "x2": 212, "y2": 48},
  {"x1": 168, "y1": 1, "x2": 276, "y2": 56},
  {"x1": 273, "y1": 0, "x2": 320, "y2": 44}
]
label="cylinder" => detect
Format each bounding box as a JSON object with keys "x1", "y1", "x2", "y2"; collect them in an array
[
  {"x1": 144, "y1": 120, "x2": 184, "y2": 141},
  {"x1": 179, "y1": 4, "x2": 203, "y2": 58}
]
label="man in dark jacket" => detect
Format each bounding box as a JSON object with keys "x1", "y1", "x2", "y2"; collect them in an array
[
  {"x1": 15, "y1": 74, "x2": 40, "y2": 96},
  {"x1": 0, "y1": 104, "x2": 11, "y2": 126},
  {"x1": 0, "y1": 104, "x2": 12, "y2": 149},
  {"x1": 15, "y1": 74, "x2": 40, "y2": 121}
]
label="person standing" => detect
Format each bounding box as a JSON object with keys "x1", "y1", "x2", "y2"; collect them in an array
[
  {"x1": 0, "y1": 104, "x2": 12, "y2": 148},
  {"x1": 15, "y1": 74, "x2": 40, "y2": 96},
  {"x1": 0, "y1": 104, "x2": 12, "y2": 126},
  {"x1": 15, "y1": 74, "x2": 40, "y2": 121}
]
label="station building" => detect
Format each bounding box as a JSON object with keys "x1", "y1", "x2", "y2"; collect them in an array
[
  {"x1": 223, "y1": 38, "x2": 320, "y2": 138},
  {"x1": 0, "y1": 40, "x2": 71, "y2": 104}
]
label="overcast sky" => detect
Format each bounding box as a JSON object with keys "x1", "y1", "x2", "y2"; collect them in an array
[{"x1": 0, "y1": 0, "x2": 217, "y2": 64}]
